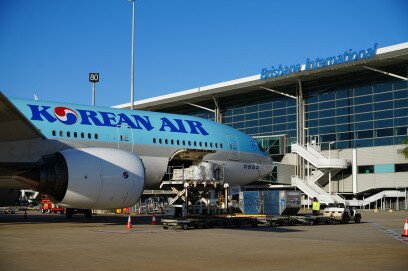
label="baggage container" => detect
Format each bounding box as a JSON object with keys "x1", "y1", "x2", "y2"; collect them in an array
[
  {"x1": 262, "y1": 190, "x2": 302, "y2": 215},
  {"x1": 239, "y1": 190, "x2": 301, "y2": 215},
  {"x1": 262, "y1": 190, "x2": 280, "y2": 215},
  {"x1": 273, "y1": 190, "x2": 301, "y2": 216},
  {"x1": 238, "y1": 191, "x2": 260, "y2": 214}
]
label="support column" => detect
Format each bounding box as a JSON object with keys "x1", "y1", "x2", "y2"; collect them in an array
[
  {"x1": 296, "y1": 79, "x2": 305, "y2": 179},
  {"x1": 352, "y1": 149, "x2": 357, "y2": 194},
  {"x1": 224, "y1": 183, "x2": 229, "y2": 211},
  {"x1": 184, "y1": 182, "x2": 189, "y2": 217},
  {"x1": 213, "y1": 97, "x2": 223, "y2": 123}
]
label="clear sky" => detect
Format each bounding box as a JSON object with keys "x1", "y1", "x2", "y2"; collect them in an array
[{"x1": 0, "y1": 0, "x2": 407, "y2": 107}]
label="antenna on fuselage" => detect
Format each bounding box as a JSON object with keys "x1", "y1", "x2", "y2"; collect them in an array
[{"x1": 34, "y1": 94, "x2": 39, "y2": 101}]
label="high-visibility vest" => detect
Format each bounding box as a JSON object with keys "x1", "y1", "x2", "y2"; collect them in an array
[{"x1": 312, "y1": 201, "x2": 320, "y2": 211}]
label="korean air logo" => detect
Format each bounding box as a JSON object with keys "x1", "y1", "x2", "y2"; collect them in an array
[{"x1": 53, "y1": 106, "x2": 78, "y2": 125}]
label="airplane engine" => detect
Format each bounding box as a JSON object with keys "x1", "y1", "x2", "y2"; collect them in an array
[{"x1": 36, "y1": 148, "x2": 145, "y2": 209}]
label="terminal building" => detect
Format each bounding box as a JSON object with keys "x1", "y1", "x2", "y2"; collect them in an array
[{"x1": 117, "y1": 42, "x2": 408, "y2": 210}]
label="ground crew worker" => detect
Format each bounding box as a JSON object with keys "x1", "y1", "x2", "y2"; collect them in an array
[{"x1": 312, "y1": 197, "x2": 320, "y2": 216}]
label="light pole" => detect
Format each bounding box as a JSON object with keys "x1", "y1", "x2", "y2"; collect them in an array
[
  {"x1": 129, "y1": 0, "x2": 135, "y2": 110},
  {"x1": 89, "y1": 73, "x2": 99, "y2": 106},
  {"x1": 328, "y1": 141, "x2": 335, "y2": 194}
]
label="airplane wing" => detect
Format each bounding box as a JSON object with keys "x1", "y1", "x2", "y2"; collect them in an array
[{"x1": 0, "y1": 91, "x2": 45, "y2": 141}]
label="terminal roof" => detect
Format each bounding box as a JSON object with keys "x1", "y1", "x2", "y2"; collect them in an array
[{"x1": 114, "y1": 42, "x2": 408, "y2": 111}]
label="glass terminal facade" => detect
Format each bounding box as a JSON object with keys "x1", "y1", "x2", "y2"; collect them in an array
[{"x1": 188, "y1": 77, "x2": 407, "y2": 153}]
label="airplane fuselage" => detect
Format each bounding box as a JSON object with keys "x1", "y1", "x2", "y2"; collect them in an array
[{"x1": 1, "y1": 98, "x2": 273, "y2": 190}]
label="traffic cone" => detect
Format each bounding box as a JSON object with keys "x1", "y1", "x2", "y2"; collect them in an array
[
  {"x1": 126, "y1": 215, "x2": 133, "y2": 229},
  {"x1": 402, "y1": 218, "x2": 408, "y2": 237},
  {"x1": 151, "y1": 213, "x2": 157, "y2": 225}
]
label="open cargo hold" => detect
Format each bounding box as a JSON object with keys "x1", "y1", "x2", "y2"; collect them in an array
[
  {"x1": 172, "y1": 162, "x2": 223, "y2": 181},
  {"x1": 239, "y1": 190, "x2": 301, "y2": 215}
]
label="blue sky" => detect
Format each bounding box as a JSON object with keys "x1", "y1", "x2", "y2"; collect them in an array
[{"x1": 0, "y1": 0, "x2": 407, "y2": 107}]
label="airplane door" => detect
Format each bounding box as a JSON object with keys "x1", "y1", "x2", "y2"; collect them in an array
[
  {"x1": 116, "y1": 124, "x2": 134, "y2": 153},
  {"x1": 226, "y1": 135, "x2": 240, "y2": 161}
]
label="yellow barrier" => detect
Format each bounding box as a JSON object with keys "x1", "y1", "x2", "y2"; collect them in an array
[{"x1": 233, "y1": 214, "x2": 266, "y2": 218}]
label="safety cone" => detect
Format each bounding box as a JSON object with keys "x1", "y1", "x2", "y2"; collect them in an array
[
  {"x1": 151, "y1": 213, "x2": 157, "y2": 225},
  {"x1": 402, "y1": 218, "x2": 408, "y2": 237},
  {"x1": 126, "y1": 215, "x2": 133, "y2": 229}
]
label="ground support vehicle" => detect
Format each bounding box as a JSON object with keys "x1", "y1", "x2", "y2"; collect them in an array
[
  {"x1": 256, "y1": 215, "x2": 341, "y2": 226},
  {"x1": 162, "y1": 215, "x2": 258, "y2": 230},
  {"x1": 323, "y1": 204, "x2": 362, "y2": 224},
  {"x1": 41, "y1": 198, "x2": 64, "y2": 214},
  {"x1": 161, "y1": 212, "x2": 362, "y2": 230}
]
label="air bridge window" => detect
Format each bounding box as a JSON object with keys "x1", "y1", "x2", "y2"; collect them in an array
[
  {"x1": 182, "y1": 140, "x2": 185, "y2": 146},
  {"x1": 59, "y1": 131, "x2": 64, "y2": 137},
  {"x1": 153, "y1": 138, "x2": 156, "y2": 144},
  {"x1": 220, "y1": 143, "x2": 223, "y2": 149},
  {"x1": 215, "y1": 143, "x2": 218, "y2": 148},
  {"x1": 74, "y1": 132, "x2": 78, "y2": 138},
  {"x1": 177, "y1": 140, "x2": 180, "y2": 145},
  {"x1": 159, "y1": 139, "x2": 162, "y2": 144},
  {"x1": 52, "y1": 130, "x2": 56, "y2": 136},
  {"x1": 165, "y1": 139, "x2": 168, "y2": 144},
  {"x1": 188, "y1": 141, "x2": 191, "y2": 146},
  {"x1": 193, "y1": 141, "x2": 197, "y2": 146},
  {"x1": 67, "y1": 132, "x2": 70, "y2": 137},
  {"x1": 199, "y1": 142, "x2": 202, "y2": 147},
  {"x1": 171, "y1": 139, "x2": 174, "y2": 145},
  {"x1": 81, "y1": 132, "x2": 84, "y2": 138},
  {"x1": 95, "y1": 134, "x2": 98, "y2": 140}
]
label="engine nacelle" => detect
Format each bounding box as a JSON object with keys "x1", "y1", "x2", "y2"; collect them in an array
[{"x1": 40, "y1": 148, "x2": 145, "y2": 209}]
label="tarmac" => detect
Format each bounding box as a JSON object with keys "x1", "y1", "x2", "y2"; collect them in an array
[{"x1": 0, "y1": 210, "x2": 407, "y2": 271}]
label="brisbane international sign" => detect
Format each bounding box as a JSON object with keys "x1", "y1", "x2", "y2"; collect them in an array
[{"x1": 260, "y1": 43, "x2": 378, "y2": 80}]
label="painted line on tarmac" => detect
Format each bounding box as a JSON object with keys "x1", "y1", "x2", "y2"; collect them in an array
[{"x1": 370, "y1": 222, "x2": 408, "y2": 246}]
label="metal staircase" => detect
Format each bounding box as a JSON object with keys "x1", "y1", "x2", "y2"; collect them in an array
[
  {"x1": 291, "y1": 176, "x2": 336, "y2": 204},
  {"x1": 307, "y1": 168, "x2": 342, "y2": 187},
  {"x1": 290, "y1": 142, "x2": 350, "y2": 205},
  {"x1": 291, "y1": 143, "x2": 348, "y2": 169}
]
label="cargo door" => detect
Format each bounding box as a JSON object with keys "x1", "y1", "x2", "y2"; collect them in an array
[
  {"x1": 226, "y1": 135, "x2": 240, "y2": 161},
  {"x1": 116, "y1": 124, "x2": 134, "y2": 153}
]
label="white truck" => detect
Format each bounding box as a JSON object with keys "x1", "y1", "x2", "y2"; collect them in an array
[{"x1": 323, "y1": 203, "x2": 361, "y2": 223}]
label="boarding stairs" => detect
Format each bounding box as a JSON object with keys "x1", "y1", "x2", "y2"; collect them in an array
[{"x1": 291, "y1": 142, "x2": 350, "y2": 205}]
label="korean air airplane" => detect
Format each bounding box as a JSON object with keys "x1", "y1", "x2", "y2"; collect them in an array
[{"x1": 0, "y1": 92, "x2": 273, "y2": 211}]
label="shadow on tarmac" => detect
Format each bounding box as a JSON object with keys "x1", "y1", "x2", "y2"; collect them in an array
[
  {"x1": 0, "y1": 212, "x2": 157, "y2": 226},
  {"x1": 0, "y1": 212, "x2": 366, "y2": 233}
]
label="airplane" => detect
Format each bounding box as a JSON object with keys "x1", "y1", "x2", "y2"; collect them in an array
[{"x1": 0, "y1": 91, "x2": 273, "y2": 215}]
